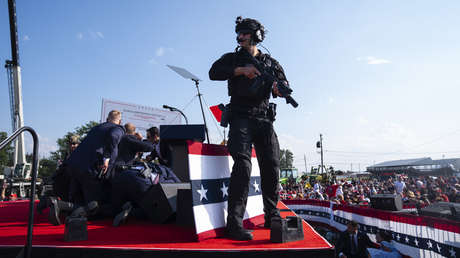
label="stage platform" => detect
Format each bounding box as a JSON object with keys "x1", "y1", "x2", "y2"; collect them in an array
[{"x1": 0, "y1": 200, "x2": 334, "y2": 258}]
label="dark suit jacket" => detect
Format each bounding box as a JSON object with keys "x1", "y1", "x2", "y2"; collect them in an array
[
  {"x1": 67, "y1": 122, "x2": 125, "y2": 178},
  {"x1": 336, "y1": 230, "x2": 375, "y2": 258},
  {"x1": 115, "y1": 134, "x2": 154, "y2": 166},
  {"x1": 147, "y1": 139, "x2": 173, "y2": 167}
]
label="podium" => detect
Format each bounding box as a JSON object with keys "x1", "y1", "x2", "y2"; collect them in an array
[
  {"x1": 158, "y1": 124, "x2": 265, "y2": 241},
  {"x1": 160, "y1": 124, "x2": 205, "y2": 183}
]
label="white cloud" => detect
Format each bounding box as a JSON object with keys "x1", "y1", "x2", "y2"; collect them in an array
[
  {"x1": 356, "y1": 56, "x2": 391, "y2": 65},
  {"x1": 24, "y1": 134, "x2": 58, "y2": 158},
  {"x1": 23, "y1": 35, "x2": 30, "y2": 41},
  {"x1": 328, "y1": 97, "x2": 335, "y2": 103},
  {"x1": 347, "y1": 121, "x2": 418, "y2": 154},
  {"x1": 148, "y1": 58, "x2": 158, "y2": 64},
  {"x1": 278, "y1": 133, "x2": 308, "y2": 158},
  {"x1": 76, "y1": 32, "x2": 83, "y2": 40},
  {"x1": 155, "y1": 47, "x2": 174, "y2": 57},
  {"x1": 96, "y1": 31, "x2": 104, "y2": 39},
  {"x1": 88, "y1": 30, "x2": 104, "y2": 39},
  {"x1": 357, "y1": 116, "x2": 369, "y2": 126},
  {"x1": 156, "y1": 47, "x2": 165, "y2": 57}
]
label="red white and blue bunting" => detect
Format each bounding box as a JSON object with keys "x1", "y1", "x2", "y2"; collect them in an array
[{"x1": 285, "y1": 199, "x2": 460, "y2": 258}]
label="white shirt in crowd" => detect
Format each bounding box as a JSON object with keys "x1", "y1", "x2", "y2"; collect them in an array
[
  {"x1": 395, "y1": 180, "x2": 406, "y2": 194},
  {"x1": 416, "y1": 180, "x2": 424, "y2": 188},
  {"x1": 336, "y1": 186, "x2": 343, "y2": 197},
  {"x1": 314, "y1": 183, "x2": 321, "y2": 192}
]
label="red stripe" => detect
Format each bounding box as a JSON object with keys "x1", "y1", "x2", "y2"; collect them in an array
[
  {"x1": 284, "y1": 199, "x2": 460, "y2": 234},
  {"x1": 187, "y1": 141, "x2": 257, "y2": 157},
  {"x1": 283, "y1": 199, "x2": 331, "y2": 208}
]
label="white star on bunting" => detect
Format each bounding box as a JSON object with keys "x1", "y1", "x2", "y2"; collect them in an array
[
  {"x1": 427, "y1": 240, "x2": 433, "y2": 249},
  {"x1": 414, "y1": 238, "x2": 419, "y2": 246},
  {"x1": 197, "y1": 184, "x2": 208, "y2": 201},
  {"x1": 405, "y1": 236, "x2": 409, "y2": 243},
  {"x1": 220, "y1": 182, "x2": 228, "y2": 198},
  {"x1": 253, "y1": 180, "x2": 260, "y2": 192},
  {"x1": 449, "y1": 248, "x2": 455, "y2": 257}
]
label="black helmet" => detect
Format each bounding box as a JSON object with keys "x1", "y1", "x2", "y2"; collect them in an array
[{"x1": 235, "y1": 16, "x2": 265, "y2": 43}]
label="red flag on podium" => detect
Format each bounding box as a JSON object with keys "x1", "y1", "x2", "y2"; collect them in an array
[{"x1": 209, "y1": 105, "x2": 223, "y2": 123}]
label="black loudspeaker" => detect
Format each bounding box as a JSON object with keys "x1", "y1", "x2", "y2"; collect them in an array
[
  {"x1": 270, "y1": 216, "x2": 304, "y2": 243},
  {"x1": 370, "y1": 194, "x2": 403, "y2": 211},
  {"x1": 139, "y1": 183, "x2": 191, "y2": 224},
  {"x1": 64, "y1": 217, "x2": 87, "y2": 242},
  {"x1": 419, "y1": 202, "x2": 460, "y2": 221}
]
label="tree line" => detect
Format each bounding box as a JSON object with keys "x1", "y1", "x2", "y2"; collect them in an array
[{"x1": 0, "y1": 121, "x2": 294, "y2": 179}]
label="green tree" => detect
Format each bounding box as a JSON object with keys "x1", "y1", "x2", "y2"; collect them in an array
[
  {"x1": 0, "y1": 131, "x2": 14, "y2": 172},
  {"x1": 280, "y1": 149, "x2": 294, "y2": 169},
  {"x1": 38, "y1": 158, "x2": 58, "y2": 178},
  {"x1": 50, "y1": 121, "x2": 98, "y2": 163}
]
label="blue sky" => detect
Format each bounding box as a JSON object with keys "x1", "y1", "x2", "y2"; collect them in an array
[{"x1": 1, "y1": 1, "x2": 459, "y2": 171}]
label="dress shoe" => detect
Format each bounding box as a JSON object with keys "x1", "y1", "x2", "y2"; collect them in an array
[
  {"x1": 48, "y1": 197, "x2": 61, "y2": 225},
  {"x1": 113, "y1": 202, "x2": 132, "y2": 227},
  {"x1": 69, "y1": 201, "x2": 99, "y2": 218},
  {"x1": 225, "y1": 227, "x2": 253, "y2": 241}
]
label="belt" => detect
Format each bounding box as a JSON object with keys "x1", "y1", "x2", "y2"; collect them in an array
[{"x1": 232, "y1": 105, "x2": 269, "y2": 118}]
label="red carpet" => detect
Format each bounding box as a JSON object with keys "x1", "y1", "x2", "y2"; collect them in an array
[{"x1": 0, "y1": 200, "x2": 332, "y2": 251}]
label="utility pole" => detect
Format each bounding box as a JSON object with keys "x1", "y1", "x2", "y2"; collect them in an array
[
  {"x1": 316, "y1": 134, "x2": 324, "y2": 174},
  {"x1": 304, "y1": 154, "x2": 307, "y2": 174}
]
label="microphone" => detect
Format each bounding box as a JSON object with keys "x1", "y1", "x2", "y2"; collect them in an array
[{"x1": 162, "y1": 105, "x2": 176, "y2": 111}]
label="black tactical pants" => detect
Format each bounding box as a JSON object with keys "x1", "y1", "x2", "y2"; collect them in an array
[{"x1": 226, "y1": 116, "x2": 280, "y2": 229}]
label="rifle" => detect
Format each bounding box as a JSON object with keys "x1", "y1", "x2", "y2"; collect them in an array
[{"x1": 247, "y1": 54, "x2": 298, "y2": 108}]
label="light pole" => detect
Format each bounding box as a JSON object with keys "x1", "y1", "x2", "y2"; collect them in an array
[{"x1": 316, "y1": 134, "x2": 324, "y2": 174}]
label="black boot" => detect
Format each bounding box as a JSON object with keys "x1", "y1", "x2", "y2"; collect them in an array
[
  {"x1": 48, "y1": 198, "x2": 74, "y2": 225},
  {"x1": 69, "y1": 201, "x2": 99, "y2": 218},
  {"x1": 225, "y1": 225, "x2": 253, "y2": 241},
  {"x1": 48, "y1": 197, "x2": 61, "y2": 225},
  {"x1": 113, "y1": 202, "x2": 132, "y2": 227},
  {"x1": 264, "y1": 212, "x2": 281, "y2": 228}
]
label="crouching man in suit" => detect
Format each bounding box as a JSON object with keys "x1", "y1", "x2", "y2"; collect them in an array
[{"x1": 48, "y1": 110, "x2": 125, "y2": 225}]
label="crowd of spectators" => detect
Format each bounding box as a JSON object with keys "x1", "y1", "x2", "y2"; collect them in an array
[{"x1": 280, "y1": 174, "x2": 460, "y2": 207}]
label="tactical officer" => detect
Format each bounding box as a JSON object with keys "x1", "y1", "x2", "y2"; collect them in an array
[{"x1": 209, "y1": 17, "x2": 289, "y2": 240}]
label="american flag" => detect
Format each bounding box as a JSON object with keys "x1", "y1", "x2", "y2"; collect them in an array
[{"x1": 187, "y1": 142, "x2": 264, "y2": 241}]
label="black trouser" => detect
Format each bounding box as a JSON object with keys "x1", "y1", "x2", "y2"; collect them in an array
[
  {"x1": 68, "y1": 165, "x2": 112, "y2": 218},
  {"x1": 52, "y1": 164, "x2": 72, "y2": 201},
  {"x1": 226, "y1": 116, "x2": 280, "y2": 229},
  {"x1": 111, "y1": 170, "x2": 152, "y2": 218}
]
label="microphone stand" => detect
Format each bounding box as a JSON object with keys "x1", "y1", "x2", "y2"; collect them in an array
[
  {"x1": 169, "y1": 107, "x2": 189, "y2": 125},
  {"x1": 193, "y1": 79, "x2": 210, "y2": 144}
]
